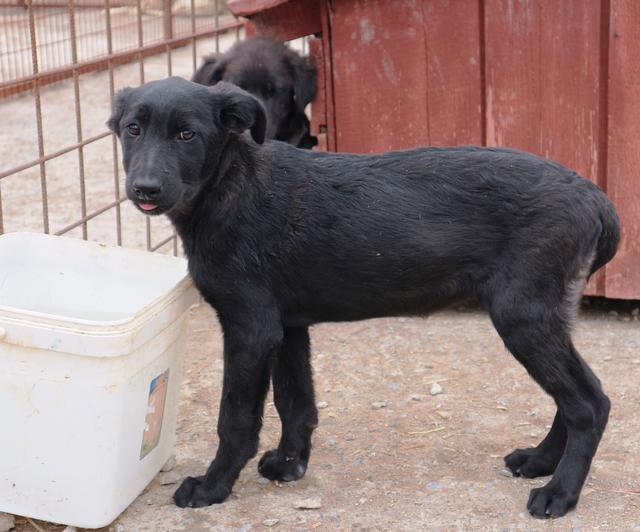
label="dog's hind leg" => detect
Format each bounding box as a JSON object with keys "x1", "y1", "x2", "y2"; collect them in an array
[
  {"x1": 258, "y1": 327, "x2": 318, "y2": 482},
  {"x1": 489, "y1": 280, "x2": 610, "y2": 518},
  {"x1": 174, "y1": 309, "x2": 282, "y2": 508},
  {"x1": 504, "y1": 409, "x2": 566, "y2": 477}
]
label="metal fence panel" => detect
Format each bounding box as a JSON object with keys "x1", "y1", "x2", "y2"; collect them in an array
[{"x1": 0, "y1": 0, "x2": 242, "y2": 254}]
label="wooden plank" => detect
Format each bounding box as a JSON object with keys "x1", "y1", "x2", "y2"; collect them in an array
[
  {"x1": 604, "y1": 0, "x2": 640, "y2": 299},
  {"x1": 231, "y1": 0, "x2": 322, "y2": 41},
  {"x1": 422, "y1": 0, "x2": 483, "y2": 146},
  {"x1": 321, "y1": 0, "x2": 337, "y2": 152},
  {"x1": 227, "y1": 0, "x2": 289, "y2": 17},
  {"x1": 329, "y1": 0, "x2": 481, "y2": 153},
  {"x1": 484, "y1": 0, "x2": 605, "y2": 295},
  {"x1": 329, "y1": 0, "x2": 430, "y2": 152},
  {"x1": 484, "y1": 0, "x2": 602, "y2": 179},
  {"x1": 243, "y1": 20, "x2": 258, "y2": 38},
  {"x1": 309, "y1": 37, "x2": 326, "y2": 139}
]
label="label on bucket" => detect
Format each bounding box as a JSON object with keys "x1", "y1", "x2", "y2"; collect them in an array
[{"x1": 140, "y1": 369, "x2": 170, "y2": 459}]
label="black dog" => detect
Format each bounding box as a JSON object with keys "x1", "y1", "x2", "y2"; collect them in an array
[
  {"x1": 192, "y1": 37, "x2": 317, "y2": 148},
  {"x1": 108, "y1": 77, "x2": 620, "y2": 519}
]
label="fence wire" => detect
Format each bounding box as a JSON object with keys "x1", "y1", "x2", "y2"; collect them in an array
[{"x1": 0, "y1": 0, "x2": 241, "y2": 254}]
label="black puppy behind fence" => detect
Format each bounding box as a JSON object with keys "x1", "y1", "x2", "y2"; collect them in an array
[{"x1": 0, "y1": 0, "x2": 242, "y2": 254}]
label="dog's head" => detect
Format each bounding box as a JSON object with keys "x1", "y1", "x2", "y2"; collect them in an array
[
  {"x1": 191, "y1": 37, "x2": 316, "y2": 145},
  {"x1": 107, "y1": 77, "x2": 265, "y2": 216}
]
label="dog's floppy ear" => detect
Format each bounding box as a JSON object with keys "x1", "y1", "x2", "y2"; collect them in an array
[
  {"x1": 106, "y1": 87, "x2": 134, "y2": 135},
  {"x1": 284, "y1": 48, "x2": 317, "y2": 115},
  {"x1": 213, "y1": 82, "x2": 267, "y2": 144},
  {"x1": 192, "y1": 53, "x2": 227, "y2": 86}
]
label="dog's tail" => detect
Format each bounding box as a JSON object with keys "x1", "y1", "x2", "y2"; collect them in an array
[{"x1": 589, "y1": 193, "x2": 621, "y2": 277}]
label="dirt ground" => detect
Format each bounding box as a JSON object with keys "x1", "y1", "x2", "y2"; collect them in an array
[{"x1": 12, "y1": 301, "x2": 640, "y2": 532}]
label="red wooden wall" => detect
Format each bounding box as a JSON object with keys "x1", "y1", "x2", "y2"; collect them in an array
[
  {"x1": 327, "y1": 0, "x2": 483, "y2": 151},
  {"x1": 229, "y1": 0, "x2": 640, "y2": 300},
  {"x1": 606, "y1": 0, "x2": 640, "y2": 299}
]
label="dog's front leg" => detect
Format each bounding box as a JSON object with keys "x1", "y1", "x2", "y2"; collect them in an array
[
  {"x1": 258, "y1": 327, "x2": 318, "y2": 482},
  {"x1": 174, "y1": 311, "x2": 282, "y2": 508}
]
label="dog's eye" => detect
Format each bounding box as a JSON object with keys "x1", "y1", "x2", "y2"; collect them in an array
[
  {"x1": 127, "y1": 123, "x2": 140, "y2": 136},
  {"x1": 179, "y1": 129, "x2": 195, "y2": 141}
]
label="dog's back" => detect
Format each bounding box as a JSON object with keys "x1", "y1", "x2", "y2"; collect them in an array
[{"x1": 197, "y1": 142, "x2": 618, "y2": 324}]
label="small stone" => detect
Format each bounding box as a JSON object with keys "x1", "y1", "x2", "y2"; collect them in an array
[
  {"x1": 609, "y1": 310, "x2": 619, "y2": 317},
  {"x1": 115, "y1": 524, "x2": 125, "y2": 532},
  {"x1": 603, "y1": 356, "x2": 613, "y2": 361},
  {"x1": 410, "y1": 393, "x2": 423, "y2": 402},
  {"x1": 161, "y1": 455, "x2": 177, "y2": 472},
  {"x1": 498, "y1": 469, "x2": 513, "y2": 478},
  {"x1": 263, "y1": 518, "x2": 279, "y2": 527},
  {"x1": 294, "y1": 496, "x2": 322, "y2": 509},
  {"x1": 159, "y1": 470, "x2": 181, "y2": 485},
  {"x1": 371, "y1": 400, "x2": 388, "y2": 410},
  {"x1": 317, "y1": 401, "x2": 328, "y2": 409},
  {"x1": 327, "y1": 436, "x2": 337, "y2": 446},
  {"x1": 63, "y1": 527, "x2": 77, "y2": 532},
  {"x1": 632, "y1": 308, "x2": 639, "y2": 317},
  {"x1": 632, "y1": 359, "x2": 640, "y2": 365},
  {"x1": 0, "y1": 513, "x2": 14, "y2": 532},
  {"x1": 435, "y1": 410, "x2": 451, "y2": 420},
  {"x1": 622, "y1": 316, "x2": 631, "y2": 322},
  {"x1": 429, "y1": 382, "x2": 443, "y2": 396}
]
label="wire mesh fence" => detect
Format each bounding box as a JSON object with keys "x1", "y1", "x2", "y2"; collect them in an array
[
  {"x1": 1, "y1": 0, "x2": 232, "y2": 87},
  {"x1": 0, "y1": 0, "x2": 242, "y2": 254}
]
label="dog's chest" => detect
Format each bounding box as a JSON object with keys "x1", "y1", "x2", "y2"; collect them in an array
[{"x1": 186, "y1": 247, "x2": 256, "y2": 307}]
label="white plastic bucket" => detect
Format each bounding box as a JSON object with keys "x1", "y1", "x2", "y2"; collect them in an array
[{"x1": 0, "y1": 232, "x2": 198, "y2": 528}]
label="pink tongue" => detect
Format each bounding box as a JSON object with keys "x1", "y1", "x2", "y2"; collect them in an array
[{"x1": 139, "y1": 203, "x2": 157, "y2": 211}]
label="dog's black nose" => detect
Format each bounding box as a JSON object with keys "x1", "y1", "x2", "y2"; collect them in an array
[{"x1": 133, "y1": 180, "x2": 162, "y2": 200}]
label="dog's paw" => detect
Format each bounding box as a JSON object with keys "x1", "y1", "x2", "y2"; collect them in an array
[
  {"x1": 527, "y1": 484, "x2": 578, "y2": 518},
  {"x1": 258, "y1": 449, "x2": 307, "y2": 482},
  {"x1": 173, "y1": 476, "x2": 231, "y2": 508},
  {"x1": 505, "y1": 447, "x2": 560, "y2": 478}
]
